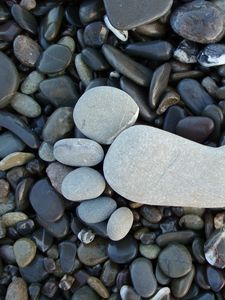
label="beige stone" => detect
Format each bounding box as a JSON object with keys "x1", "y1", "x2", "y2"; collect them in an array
[{"x1": 0, "y1": 152, "x2": 34, "y2": 171}]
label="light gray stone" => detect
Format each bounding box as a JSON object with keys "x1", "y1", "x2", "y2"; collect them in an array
[
  {"x1": 11, "y1": 92, "x2": 41, "y2": 118},
  {"x1": 53, "y1": 138, "x2": 104, "y2": 167},
  {"x1": 75, "y1": 53, "x2": 93, "y2": 87},
  {"x1": 74, "y1": 86, "x2": 139, "y2": 144},
  {"x1": 149, "y1": 287, "x2": 171, "y2": 300},
  {"x1": 38, "y1": 142, "x2": 55, "y2": 162},
  {"x1": 21, "y1": 71, "x2": 44, "y2": 95},
  {"x1": 104, "y1": 125, "x2": 225, "y2": 208},
  {"x1": 62, "y1": 167, "x2": 106, "y2": 202}
]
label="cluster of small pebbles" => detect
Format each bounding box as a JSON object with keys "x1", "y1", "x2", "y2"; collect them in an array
[{"x1": 1, "y1": 0, "x2": 225, "y2": 300}]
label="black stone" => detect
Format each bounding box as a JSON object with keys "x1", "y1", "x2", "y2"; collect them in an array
[
  {"x1": 83, "y1": 21, "x2": 108, "y2": 47},
  {"x1": 81, "y1": 48, "x2": 109, "y2": 71},
  {"x1": 163, "y1": 105, "x2": 187, "y2": 133},
  {"x1": 192, "y1": 238, "x2": 206, "y2": 264},
  {"x1": 195, "y1": 265, "x2": 211, "y2": 291},
  {"x1": 19, "y1": 255, "x2": 48, "y2": 283},
  {"x1": 59, "y1": 241, "x2": 77, "y2": 274},
  {"x1": 16, "y1": 219, "x2": 35, "y2": 236},
  {"x1": 11, "y1": 4, "x2": 37, "y2": 35}
]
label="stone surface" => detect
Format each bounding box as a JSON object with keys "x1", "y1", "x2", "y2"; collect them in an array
[
  {"x1": 87, "y1": 276, "x2": 110, "y2": 299},
  {"x1": 53, "y1": 138, "x2": 104, "y2": 166},
  {"x1": 11, "y1": 4, "x2": 37, "y2": 34},
  {"x1": 37, "y1": 215, "x2": 69, "y2": 239},
  {"x1": 171, "y1": 265, "x2": 195, "y2": 298},
  {"x1": 0, "y1": 152, "x2": 34, "y2": 171},
  {"x1": 2, "y1": 212, "x2": 28, "y2": 227},
  {"x1": 198, "y1": 44, "x2": 225, "y2": 67},
  {"x1": 5, "y1": 278, "x2": 28, "y2": 300},
  {"x1": 83, "y1": 21, "x2": 108, "y2": 47},
  {"x1": 38, "y1": 142, "x2": 55, "y2": 162},
  {"x1": 149, "y1": 287, "x2": 171, "y2": 300},
  {"x1": 19, "y1": 255, "x2": 48, "y2": 283},
  {"x1": 11, "y1": 93, "x2": 41, "y2": 118},
  {"x1": 74, "y1": 86, "x2": 139, "y2": 144},
  {"x1": 59, "y1": 241, "x2": 77, "y2": 274},
  {"x1": 0, "y1": 132, "x2": 25, "y2": 159},
  {"x1": 21, "y1": 71, "x2": 44, "y2": 95},
  {"x1": 13, "y1": 238, "x2": 36, "y2": 267},
  {"x1": 72, "y1": 286, "x2": 100, "y2": 300}
]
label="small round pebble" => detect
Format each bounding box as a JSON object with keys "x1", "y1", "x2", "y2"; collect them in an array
[
  {"x1": 13, "y1": 238, "x2": 36, "y2": 267},
  {"x1": 11, "y1": 93, "x2": 41, "y2": 118},
  {"x1": 5, "y1": 277, "x2": 28, "y2": 300}
]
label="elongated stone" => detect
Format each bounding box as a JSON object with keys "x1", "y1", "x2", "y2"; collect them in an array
[
  {"x1": 11, "y1": 93, "x2": 41, "y2": 118},
  {"x1": 104, "y1": 125, "x2": 225, "y2": 207},
  {"x1": 11, "y1": 4, "x2": 37, "y2": 34},
  {"x1": 0, "y1": 152, "x2": 34, "y2": 171},
  {"x1": 0, "y1": 132, "x2": 25, "y2": 158},
  {"x1": 42, "y1": 6, "x2": 64, "y2": 41}
]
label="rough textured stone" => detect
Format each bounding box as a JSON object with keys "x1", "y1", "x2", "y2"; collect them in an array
[
  {"x1": 5, "y1": 278, "x2": 28, "y2": 300},
  {"x1": 0, "y1": 152, "x2": 34, "y2": 171},
  {"x1": 11, "y1": 93, "x2": 41, "y2": 118}
]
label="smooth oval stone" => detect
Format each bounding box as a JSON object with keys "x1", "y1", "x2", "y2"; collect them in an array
[
  {"x1": 139, "y1": 244, "x2": 160, "y2": 259},
  {"x1": 163, "y1": 105, "x2": 187, "y2": 133},
  {"x1": 179, "y1": 214, "x2": 204, "y2": 230},
  {"x1": 13, "y1": 35, "x2": 41, "y2": 67},
  {"x1": 87, "y1": 276, "x2": 109, "y2": 299},
  {"x1": 37, "y1": 44, "x2": 72, "y2": 74},
  {"x1": 204, "y1": 229, "x2": 225, "y2": 268},
  {"x1": 170, "y1": 1, "x2": 225, "y2": 44},
  {"x1": 207, "y1": 265, "x2": 225, "y2": 292},
  {"x1": 177, "y1": 79, "x2": 214, "y2": 115},
  {"x1": 54, "y1": 138, "x2": 104, "y2": 167},
  {"x1": 155, "y1": 263, "x2": 171, "y2": 285},
  {"x1": 42, "y1": 6, "x2": 64, "y2": 41},
  {"x1": 72, "y1": 286, "x2": 100, "y2": 300},
  {"x1": 0, "y1": 152, "x2": 34, "y2": 171},
  {"x1": 130, "y1": 257, "x2": 157, "y2": 298},
  {"x1": 171, "y1": 265, "x2": 195, "y2": 298},
  {"x1": 176, "y1": 116, "x2": 214, "y2": 143},
  {"x1": 0, "y1": 3, "x2": 10, "y2": 22},
  {"x1": 38, "y1": 142, "x2": 54, "y2": 162},
  {"x1": 104, "y1": 0, "x2": 173, "y2": 30},
  {"x1": 82, "y1": 47, "x2": 109, "y2": 71},
  {"x1": 13, "y1": 238, "x2": 36, "y2": 268},
  {"x1": 83, "y1": 21, "x2": 108, "y2": 47},
  {"x1": 5, "y1": 278, "x2": 28, "y2": 300},
  {"x1": 74, "y1": 86, "x2": 139, "y2": 144},
  {"x1": 120, "y1": 285, "x2": 140, "y2": 300},
  {"x1": 198, "y1": 44, "x2": 225, "y2": 67},
  {"x1": 192, "y1": 292, "x2": 215, "y2": 300},
  {"x1": 11, "y1": 93, "x2": 41, "y2": 118},
  {"x1": 77, "y1": 197, "x2": 117, "y2": 224},
  {"x1": 102, "y1": 44, "x2": 152, "y2": 87},
  {"x1": 156, "y1": 90, "x2": 180, "y2": 115},
  {"x1": 11, "y1": 4, "x2": 37, "y2": 34},
  {"x1": 107, "y1": 234, "x2": 138, "y2": 264},
  {"x1": 0, "y1": 132, "x2": 25, "y2": 158},
  {"x1": 39, "y1": 76, "x2": 79, "y2": 107},
  {"x1": 149, "y1": 287, "x2": 171, "y2": 300},
  {"x1": 158, "y1": 244, "x2": 192, "y2": 278},
  {"x1": 79, "y1": 0, "x2": 105, "y2": 24},
  {"x1": 107, "y1": 207, "x2": 133, "y2": 241},
  {"x1": 19, "y1": 255, "x2": 48, "y2": 283},
  {"x1": 58, "y1": 36, "x2": 76, "y2": 53},
  {"x1": 62, "y1": 167, "x2": 106, "y2": 201},
  {"x1": 0, "y1": 51, "x2": 19, "y2": 108},
  {"x1": 75, "y1": 53, "x2": 93, "y2": 87},
  {"x1": 37, "y1": 215, "x2": 69, "y2": 239},
  {"x1": 59, "y1": 241, "x2": 77, "y2": 273},
  {"x1": 21, "y1": 71, "x2": 44, "y2": 95}
]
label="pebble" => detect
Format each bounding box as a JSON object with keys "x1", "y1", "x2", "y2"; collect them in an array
[
  {"x1": 192, "y1": 292, "x2": 215, "y2": 300},
  {"x1": 29, "y1": 178, "x2": 64, "y2": 222},
  {"x1": 32, "y1": 228, "x2": 53, "y2": 253},
  {"x1": 11, "y1": 93, "x2": 41, "y2": 118},
  {"x1": 0, "y1": 132, "x2": 25, "y2": 159},
  {"x1": 77, "y1": 197, "x2": 117, "y2": 224},
  {"x1": 13, "y1": 238, "x2": 36, "y2": 268},
  {"x1": 16, "y1": 219, "x2": 35, "y2": 236},
  {"x1": 214, "y1": 212, "x2": 225, "y2": 229},
  {"x1": 0, "y1": 179, "x2": 9, "y2": 198},
  {"x1": 2, "y1": 212, "x2": 28, "y2": 227},
  {"x1": 0, "y1": 245, "x2": 16, "y2": 264},
  {"x1": 130, "y1": 257, "x2": 157, "y2": 297},
  {"x1": 202, "y1": 104, "x2": 223, "y2": 142},
  {"x1": 42, "y1": 6, "x2": 63, "y2": 42},
  {"x1": 120, "y1": 285, "x2": 140, "y2": 300},
  {"x1": 149, "y1": 287, "x2": 171, "y2": 300},
  {"x1": 83, "y1": 21, "x2": 108, "y2": 47},
  {"x1": 156, "y1": 90, "x2": 180, "y2": 115},
  {"x1": 53, "y1": 138, "x2": 104, "y2": 166},
  {"x1": 79, "y1": 0, "x2": 104, "y2": 24},
  {"x1": 74, "y1": 86, "x2": 139, "y2": 144},
  {"x1": 163, "y1": 105, "x2": 187, "y2": 133},
  {"x1": 140, "y1": 206, "x2": 162, "y2": 223},
  {"x1": 59, "y1": 241, "x2": 77, "y2": 274},
  {"x1": 20, "y1": 0, "x2": 36, "y2": 11},
  {"x1": 158, "y1": 244, "x2": 192, "y2": 278},
  {"x1": 0, "y1": 20, "x2": 22, "y2": 42},
  {"x1": 21, "y1": 71, "x2": 44, "y2": 95},
  {"x1": 192, "y1": 238, "x2": 206, "y2": 264},
  {"x1": 38, "y1": 142, "x2": 54, "y2": 162},
  {"x1": 101, "y1": 260, "x2": 119, "y2": 287},
  {"x1": 72, "y1": 286, "x2": 100, "y2": 300},
  {"x1": 170, "y1": 1, "x2": 225, "y2": 43},
  {"x1": 0, "y1": 193, "x2": 15, "y2": 216},
  {"x1": 139, "y1": 244, "x2": 161, "y2": 259},
  {"x1": 37, "y1": 44, "x2": 72, "y2": 74},
  {"x1": 58, "y1": 36, "x2": 76, "y2": 53},
  {"x1": 0, "y1": 152, "x2": 34, "y2": 171},
  {"x1": 107, "y1": 207, "x2": 133, "y2": 241},
  {"x1": 5, "y1": 278, "x2": 28, "y2": 300},
  {"x1": 13, "y1": 35, "x2": 40, "y2": 67},
  {"x1": 206, "y1": 265, "x2": 225, "y2": 292},
  {"x1": 179, "y1": 214, "x2": 204, "y2": 230},
  {"x1": 87, "y1": 276, "x2": 109, "y2": 299},
  {"x1": 201, "y1": 77, "x2": 218, "y2": 98},
  {"x1": 171, "y1": 265, "x2": 195, "y2": 298},
  {"x1": 19, "y1": 255, "x2": 48, "y2": 283},
  {"x1": 81, "y1": 47, "x2": 109, "y2": 71},
  {"x1": 11, "y1": 4, "x2": 37, "y2": 34},
  {"x1": 75, "y1": 53, "x2": 93, "y2": 87},
  {"x1": 198, "y1": 44, "x2": 225, "y2": 67},
  {"x1": 174, "y1": 40, "x2": 198, "y2": 64}
]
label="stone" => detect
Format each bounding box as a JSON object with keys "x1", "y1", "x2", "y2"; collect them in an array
[
  {"x1": 120, "y1": 285, "x2": 140, "y2": 300},
  {"x1": 79, "y1": 0, "x2": 105, "y2": 24},
  {"x1": 174, "y1": 40, "x2": 198, "y2": 64},
  {"x1": 156, "y1": 90, "x2": 180, "y2": 115},
  {"x1": 19, "y1": 255, "x2": 48, "y2": 283},
  {"x1": 0, "y1": 179, "x2": 9, "y2": 198},
  {"x1": 171, "y1": 265, "x2": 195, "y2": 298},
  {"x1": 81, "y1": 47, "x2": 109, "y2": 71},
  {"x1": 201, "y1": 77, "x2": 218, "y2": 98},
  {"x1": 13, "y1": 35, "x2": 41, "y2": 67},
  {"x1": 163, "y1": 105, "x2": 187, "y2": 133},
  {"x1": 192, "y1": 238, "x2": 206, "y2": 264},
  {"x1": 149, "y1": 287, "x2": 171, "y2": 300},
  {"x1": 207, "y1": 265, "x2": 225, "y2": 292},
  {"x1": 42, "y1": 6, "x2": 63, "y2": 42},
  {"x1": 77, "y1": 197, "x2": 117, "y2": 224},
  {"x1": 170, "y1": 1, "x2": 225, "y2": 44},
  {"x1": 87, "y1": 276, "x2": 109, "y2": 299},
  {"x1": 20, "y1": 0, "x2": 36, "y2": 10},
  {"x1": 130, "y1": 257, "x2": 157, "y2": 297},
  {"x1": 62, "y1": 167, "x2": 105, "y2": 201},
  {"x1": 38, "y1": 142, "x2": 54, "y2": 162},
  {"x1": 0, "y1": 152, "x2": 34, "y2": 171},
  {"x1": 104, "y1": 15, "x2": 128, "y2": 42},
  {"x1": 179, "y1": 214, "x2": 204, "y2": 230},
  {"x1": 140, "y1": 206, "x2": 162, "y2": 223},
  {"x1": 58, "y1": 36, "x2": 76, "y2": 53},
  {"x1": 21, "y1": 71, "x2": 44, "y2": 95},
  {"x1": 13, "y1": 238, "x2": 36, "y2": 267},
  {"x1": 0, "y1": 20, "x2": 22, "y2": 42},
  {"x1": 158, "y1": 244, "x2": 192, "y2": 278},
  {"x1": 83, "y1": 21, "x2": 108, "y2": 47},
  {"x1": 0, "y1": 245, "x2": 16, "y2": 264},
  {"x1": 198, "y1": 44, "x2": 225, "y2": 67},
  {"x1": 32, "y1": 228, "x2": 53, "y2": 253},
  {"x1": 107, "y1": 207, "x2": 133, "y2": 241},
  {"x1": 139, "y1": 244, "x2": 161, "y2": 259},
  {"x1": 11, "y1": 93, "x2": 41, "y2": 118},
  {"x1": 103, "y1": 0, "x2": 173, "y2": 30},
  {"x1": 2, "y1": 212, "x2": 28, "y2": 227},
  {"x1": 16, "y1": 219, "x2": 35, "y2": 236},
  {"x1": 11, "y1": 4, "x2": 37, "y2": 34},
  {"x1": 0, "y1": 132, "x2": 25, "y2": 159},
  {"x1": 0, "y1": 193, "x2": 15, "y2": 216},
  {"x1": 75, "y1": 53, "x2": 93, "y2": 87},
  {"x1": 74, "y1": 86, "x2": 139, "y2": 144},
  {"x1": 59, "y1": 241, "x2": 77, "y2": 274},
  {"x1": 134, "y1": 21, "x2": 166, "y2": 37},
  {"x1": 37, "y1": 44, "x2": 72, "y2": 74},
  {"x1": 0, "y1": 51, "x2": 19, "y2": 108},
  {"x1": 5, "y1": 278, "x2": 28, "y2": 300},
  {"x1": 72, "y1": 286, "x2": 100, "y2": 300},
  {"x1": 202, "y1": 104, "x2": 223, "y2": 143},
  {"x1": 53, "y1": 138, "x2": 104, "y2": 167},
  {"x1": 192, "y1": 292, "x2": 215, "y2": 300},
  {"x1": 29, "y1": 178, "x2": 64, "y2": 222},
  {"x1": 101, "y1": 260, "x2": 119, "y2": 287}
]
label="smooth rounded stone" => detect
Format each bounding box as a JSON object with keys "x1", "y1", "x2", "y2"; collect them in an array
[
  {"x1": 0, "y1": 193, "x2": 15, "y2": 216},
  {"x1": 140, "y1": 206, "x2": 162, "y2": 223},
  {"x1": 192, "y1": 238, "x2": 206, "y2": 264},
  {"x1": 125, "y1": 40, "x2": 173, "y2": 61},
  {"x1": 21, "y1": 71, "x2": 44, "y2": 95},
  {"x1": 134, "y1": 21, "x2": 167, "y2": 37},
  {"x1": 30, "y1": 178, "x2": 64, "y2": 222},
  {"x1": 163, "y1": 105, "x2": 187, "y2": 133},
  {"x1": 0, "y1": 51, "x2": 19, "y2": 108},
  {"x1": 58, "y1": 36, "x2": 76, "y2": 53},
  {"x1": 39, "y1": 76, "x2": 79, "y2": 107},
  {"x1": 158, "y1": 244, "x2": 192, "y2": 278},
  {"x1": 196, "y1": 265, "x2": 212, "y2": 290},
  {"x1": 19, "y1": 255, "x2": 48, "y2": 283},
  {"x1": 77, "y1": 237, "x2": 108, "y2": 266},
  {"x1": 11, "y1": 93, "x2": 41, "y2": 118},
  {"x1": 16, "y1": 219, "x2": 35, "y2": 236},
  {"x1": 120, "y1": 76, "x2": 157, "y2": 123},
  {"x1": 214, "y1": 212, "x2": 225, "y2": 229},
  {"x1": 87, "y1": 276, "x2": 109, "y2": 299},
  {"x1": 192, "y1": 292, "x2": 215, "y2": 300},
  {"x1": 81, "y1": 48, "x2": 109, "y2": 71},
  {"x1": 156, "y1": 90, "x2": 180, "y2": 115},
  {"x1": 62, "y1": 167, "x2": 105, "y2": 201},
  {"x1": 155, "y1": 263, "x2": 171, "y2": 285},
  {"x1": 5, "y1": 278, "x2": 28, "y2": 300},
  {"x1": 2, "y1": 212, "x2": 27, "y2": 227},
  {"x1": 170, "y1": 1, "x2": 225, "y2": 44},
  {"x1": 101, "y1": 260, "x2": 119, "y2": 287},
  {"x1": 0, "y1": 111, "x2": 39, "y2": 148},
  {"x1": 177, "y1": 79, "x2": 214, "y2": 115},
  {"x1": 0, "y1": 245, "x2": 16, "y2": 264},
  {"x1": 202, "y1": 104, "x2": 223, "y2": 142},
  {"x1": 0, "y1": 132, "x2": 25, "y2": 159},
  {"x1": 0, "y1": 152, "x2": 34, "y2": 171},
  {"x1": 102, "y1": 44, "x2": 152, "y2": 87},
  {"x1": 174, "y1": 40, "x2": 198, "y2": 64},
  {"x1": 83, "y1": 21, "x2": 108, "y2": 47},
  {"x1": 204, "y1": 228, "x2": 225, "y2": 268},
  {"x1": 104, "y1": 0, "x2": 173, "y2": 30},
  {"x1": 171, "y1": 70, "x2": 204, "y2": 82},
  {"x1": 13, "y1": 238, "x2": 36, "y2": 268},
  {"x1": 216, "y1": 86, "x2": 225, "y2": 99},
  {"x1": 86, "y1": 78, "x2": 108, "y2": 91},
  {"x1": 13, "y1": 35, "x2": 40, "y2": 67},
  {"x1": 198, "y1": 44, "x2": 225, "y2": 67},
  {"x1": 120, "y1": 285, "x2": 140, "y2": 300},
  {"x1": 72, "y1": 286, "x2": 100, "y2": 300},
  {"x1": 0, "y1": 179, "x2": 9, "y2": 198},
  {"x1": 38, "y1": 142, "x2": 54, "y2": 162},
  {"x1": 148, "y1": 63, "x2": 171, "y2": 110},
  {"x1": 75, "y1": 53, "x2": 93, "y2": 87},
  {"x1": 0, "y1": 3, "x2": 10, "y2": 22},
  {"x1": 74, "y1": 86, "x2": 139, "y2": 144},
  {"x1": 149, "y1": 287, "x2": 171, "y2": 300},
  {"x1": 46, "y1": 162, "x2": 72, "y2": 194},
  {"x1": 171, "y1": 265, "x2": 195, "y2": 298},
  {"x1": 207, "y1": 266, "x2": 225, "y2": 292},
  {"x1": 59, "y1": 241, "x2": 77, "y2": 274},
  {"x1": 42, "y1": 6, "x2": 64, "y2": 42},
  {"x1": 139, "y1": 244, "x2": 161, "y2": 259},
  {"x1": 11, "y1": 4, "x2": 37, "y2": 34},
  {"x1": 37, "y1": 44, "x2": 72, "y2": 74},
  {"x1": 156, "y1": 231, "x2": 196, "y2": 248},
  {"x1": 0, "y1": 219, "x2": 6, "y2": 238},
  {"x1": 77, "y1": 197, "x2": 117, "y2": 224},
  {"x1": 201, "y1": 77, "x2": 218, "y2": 98},
  {"x1": 32, "y1": 228, "x2": 53, "y2": 253},
  {"x1": 20, "y1": 0, "x2": 36, "y2": 10},
  {"x1": 107, "y1": 207, "x2": 133, "y2": 241},
  {"x1": 0, "y1": 20, "x2": 22, "y2": 42},
  {"x1": 107, "y1": 234, "x2": 138, "y2": 264},
  {"x1": 53, "y1": 138, "x2": 104, "y2": 167},
  {"x1": 179, "y1": 214, "x2": 204, "y2": 230}
]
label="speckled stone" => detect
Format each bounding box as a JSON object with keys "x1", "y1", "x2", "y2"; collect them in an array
[
  {"x1": 5, "y1": 278, "x2": 28, "y2": 300},
  {"x1": 13, "y1": 238, "x2": 36, "y2": 267},
  {"x1": 2, "y1": 212, "x2": 28, "y2": 227},
  {"x1": 21, "y1": 71, "x2": 44, "y2": 95},
  {"x1": 11, "y1": 93, "x2": 41, "y2": 118}
]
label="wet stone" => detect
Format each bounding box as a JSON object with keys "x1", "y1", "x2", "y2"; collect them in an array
[
  {"x1": 79, "y1": 0, "x2": 105, "y2": 24},
  {"x1": 13, "y1": 238, "x2": 37, "y2": 268},
  {"x1": 19, "y1": 255, "x2": 48, "y2": 283},
  {"x1": 0, "y1": 193, "x2": 16, "y2": 216},
  {"x1": 5, "y1": 277, "x2": 28, "y2": 300},
  {"x1": 192, "y1": 238, "x2": 206, "y2": 264},
  {"x1": 11, "y1": 4, "x2": 37, "y2": 35},
  {"x1": 42, "y1": 6, "x2": 64, "y2": 42},
  {"x1": 171, "y1": 265, "x2": 195, "y2": 298},
  {"x1": 21, "y1": 71, "x2": 44, "y2": 95},
  {"x1": 81, "y1": 47, "x2": 109, "y2": 71},
  {"x1": 72, "y1": 285, "x2": 100, "y2": 300},
  {"x1": 59, "y1": 241, "x2": 77, "y2": 274},
  {"x1": 11, "y1": 93, "x2": 41, "y2": 118},
  {"x1": 174, "y1": 40, "x2": 198, "y2": 64},
  {"x1": 83, "y1": 21, "x2": 108, "y2": 47},
  {"x1": 0, "y1": 152, "x2": 34, "y2": 171}
]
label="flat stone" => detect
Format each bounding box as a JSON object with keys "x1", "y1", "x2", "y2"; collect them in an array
[
  {"x1": 53, "y1": 138, "x2": 104, "y2": 166},
  {"x1": 77, "y1": 197, "x2": 117, "y2": 224},
  {"x1": 107, "y1": 207, "x2": 133, "y2": 241},
  {"x1": 0, "y1": 51, "x2": 19, "y2": 108},
  {"x1": 13, "y1": 238, "x2": 37, "y2": 267},
  {"x1": 21, "y1": 71, "x2": 44, "y2": 95},
  {"x1": 42, "y1": 6, "x2": 64, "y2": 42},
  {"x1": 59, "y1": 241, "x2": 77, "y2": 274},
  {"x1": 2, "y1": 212, "x2": 28, "y2": 227},
  {"x1": 72, "y1": 286, "x2": 100, "y2": 300},
  {"x1": 5, "y1": 278, "x2": 28, "y2": 300},
  {"x1": 32, "y1": 228, "x2": 53, "y2": 253},
  {"x1": 103, "y1": 0, "x2": 173, "y2": 30},
  {"x1": 198, "y1": 44, "x2": 225, "y2": 67},
  {"x1": 11, "y1": 93, "x2": 41, "y2": 118},
  {"x1": 19, "y1": 255, "x2": 48, "y2": 283},
  {"x1": 62, "y1": 167, "x2": 105, "y2": 201},
  {"x1": 170, "y1": 1, "x2": 225, "y2": 44},
  {"x1": 0, "y1": 152, "x2": 34, "y2": 171},
  {"x1": 149, "y1": 287, "x2": 171, "y2": 300},
  {"x1": 74, "y1": 86, "x2": 139, "y2": 144},
  {"x1": 0, "y1": 132, "x2": 25, "y2": 159},
  {"x1": 79, "y1": 0, "x2": 105, "y2": 24},
  {"x1": 171, "y1": 265, "x2": 195, "y2": 298},
  {"x1": 11, "y1": 4, "x2": 37, "y2": 34}
]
